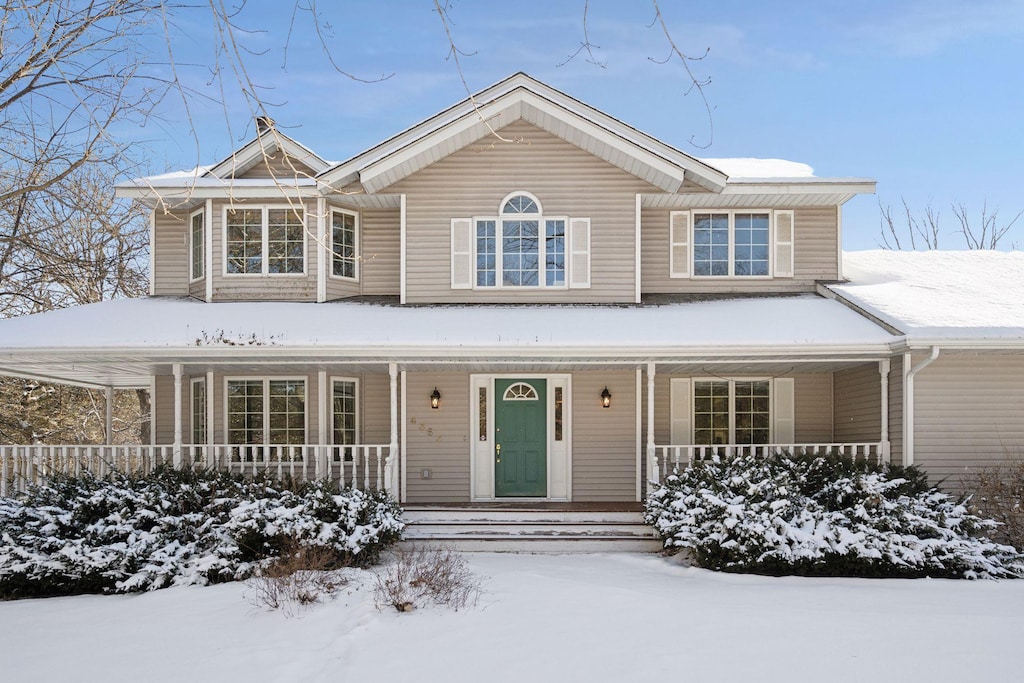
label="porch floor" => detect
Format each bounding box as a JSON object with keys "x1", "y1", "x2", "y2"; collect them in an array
[{"x1": 403, "y1": 501, "x2": 643, "y2": 512}]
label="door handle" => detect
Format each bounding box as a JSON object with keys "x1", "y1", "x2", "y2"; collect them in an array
[{"x1": 495, "y1": 443, "x2": 501, "y2": 462}]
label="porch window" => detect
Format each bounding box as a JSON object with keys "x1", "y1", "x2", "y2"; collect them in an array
[
  {"x1": 225, "y1": 206, "x2": 305, "y2": 275},
  {"x1": 226, "y1": 378, "x2": 306, "y2": 447},
  {"x1": 453, "y1": 191, "x2": 590, "y2": 289},
  {"x1": 189, "y1": 210, "x2": 204, "y2": 281},
  {"x1": 692, "y1": 379, "x2": 770, "y2": 445},
  {"x1": 332, "y1": 379, "x2": 357, "y2": 446},
  {"x1": 331, "y1": 209, "x2": 358, "y2": 280},
  {"x1": 191, "y1": 378, "x2": 206, "y2": 446}
]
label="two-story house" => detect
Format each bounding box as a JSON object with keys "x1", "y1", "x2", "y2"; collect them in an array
[{"x1": 2, "y1": 74, "x2": 1019, "y2": 546}]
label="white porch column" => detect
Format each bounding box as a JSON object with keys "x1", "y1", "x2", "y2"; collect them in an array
[
  {"x1": 104, "y1": 386, "x2": 113, "y2": 443},
  {"x1": 318, "y1": 370, "x2": 328, "y2": 478},
  {"x1": 386, "y1": 363, "x2": 400, "y2": 496},
  {"x1": 879, "y1": 359, "x2": 891, "y2": 463},
  {"x1": 172, "y1": 363, "x2": 183, "y2": 467},
  {"x1": 646, "y1": 362, "x2": 657, "y2": 484}
]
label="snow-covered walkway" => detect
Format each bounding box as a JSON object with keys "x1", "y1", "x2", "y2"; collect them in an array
[{"x1": 1, "y1": 553, "x2": 1020, "y2": 682}]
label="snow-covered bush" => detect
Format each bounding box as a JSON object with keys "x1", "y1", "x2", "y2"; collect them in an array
[
  {"x1": 0, "y1": 468, "x2": 403, "y2": 598},
  {"x1": 644, "y1": 451, "x2": 1024, "y2": 579},
  {"x1": 963, "y1": 456, "x2": 1024, "y2": 551}
]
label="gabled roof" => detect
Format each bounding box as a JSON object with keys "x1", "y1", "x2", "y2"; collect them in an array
[
  {"x1": 316, "y1": 72, "x2": 730, "y2": 194},
  {"x1": 827, "y1": 250, "x2": 1024, "y2": 346},
  {"x1": 204, "y1": 126, "x2": 333, "y2": 179}
]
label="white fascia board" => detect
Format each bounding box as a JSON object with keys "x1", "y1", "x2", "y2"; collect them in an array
[
  {"x1": 721, "y1": 180, "x2": 876, "y2": 196},
  {"x1": 0, "y1": 343, "x2": 896, "y2": 364},
  {"x1": 894, "y1": 338, "x2": 1024, "y2": 352},
  {"x1": 116, "y1": 184, "x2": 321, "y2": 207}
]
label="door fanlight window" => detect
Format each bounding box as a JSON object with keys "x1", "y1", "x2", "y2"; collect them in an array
[{"x1": 503, "y1": 382, "x2": 539, "y2": 400}]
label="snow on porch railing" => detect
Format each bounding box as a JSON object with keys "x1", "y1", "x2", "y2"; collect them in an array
[
  {"x1": 651, "y1": 442, "x2": 885, "y2": 481},
  {"x1": 0, "y1": 443, "x2": 391, "y2": 497}
]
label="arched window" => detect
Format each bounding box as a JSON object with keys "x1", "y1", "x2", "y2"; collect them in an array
[{"x1": 475, "y1": 192, "x2": 565, "y2": 288}]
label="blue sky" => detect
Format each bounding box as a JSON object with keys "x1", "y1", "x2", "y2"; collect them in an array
[{"x1": 137, "y1": 0, "x2": 1024, "y2": 250}]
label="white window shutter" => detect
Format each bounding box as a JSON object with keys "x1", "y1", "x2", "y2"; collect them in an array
[
  {"x1": 451, "y1": 218, "x2": 473, "y2": 289},
  {"x1": 774, "y1": 210, "x2": 794, "y2": 278},
  {"x1": 669, "y1": 211, "x2": 691, "y2": 278},
  {"x1": 773, "y1": 377, "x2": 795, "y2": 444},
  {"x1": 670, "y1": 378, "x2": 692, "y2": 444},
  {"x1": 569, "y1": 217, "x2": 591, "y2": 288}
]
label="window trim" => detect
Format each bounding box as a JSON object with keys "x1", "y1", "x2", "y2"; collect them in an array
[
  {"x1": 691, "y1": 376, "x2": 773, "y2": 445},
  {"x1": 328, "y1": 207, "x2": 359, "y2": 282},
  {"x1": 222, "y1": 205, "x2": 308, "y2": 277},
  {"x1": 189, "y1": 208, "x2": 205, "y2": 283},
  {"x1": 673, "y1": 209, "x2": 776, "y2": 280},
  {"x1": 329, "y1": 375, "x2": 360, "y2": 446},
  {"x1": 223, "y1": 375, "x2": 309, "y2": 446},
  {"x1": 471, "y1": 191, "x2": 571, "y2": 290}
]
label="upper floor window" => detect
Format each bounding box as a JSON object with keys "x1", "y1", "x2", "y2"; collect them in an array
[
  {"x1": 331, "y1": 208, "x2": 358, "y2": 280},
  {"x1": 189, "y1": 209, "x2": 205, "y2": 281},
  {"x1": 225, "y1": 206, "x2": 305, "y2": 275},
  {"x1": 451, "y1": 192, "x2": 590, "y2": 290},
  {"x1": 670, "y1": 209, "x2": 794, "y2": 279}
]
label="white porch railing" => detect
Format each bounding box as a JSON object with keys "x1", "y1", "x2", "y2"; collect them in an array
[
  {"x1": 0, "y1": 443, "x2": 391, "y2": 497},
  {"x1": 651, "y1": 442, "x2": 886, "y2": 481}
]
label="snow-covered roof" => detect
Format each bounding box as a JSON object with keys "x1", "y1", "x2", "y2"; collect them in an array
[
  {"x1": 829, "y1": 250, "x2": 1024, "y2": 343},
  {"x1": 699, "y1": 158, "x2": 815, "y2": 179},
  {"x1": 0, "y1": 296, "x2": 894, "y2": 386}
]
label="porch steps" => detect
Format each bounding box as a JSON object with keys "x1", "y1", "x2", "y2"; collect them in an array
[{"x1": 400, "y1": 507, "x2": 664, "y2": 553}]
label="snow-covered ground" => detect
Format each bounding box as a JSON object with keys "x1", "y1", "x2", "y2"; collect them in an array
[{"x1": 1, "y1": 552, "x2": 1021, "y2": 682}]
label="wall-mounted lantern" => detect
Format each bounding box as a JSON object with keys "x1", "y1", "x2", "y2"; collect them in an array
[
  {"x1": 430, "y1": 387, "x2": 442, "y2": 409},
  {"x1": 601, "y1": 386, "x2": 612, "y2": 408}
]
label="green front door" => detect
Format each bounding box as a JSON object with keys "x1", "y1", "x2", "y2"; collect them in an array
[{"x1": 494, "y1": 379, "x2": 547, "y2": 497}]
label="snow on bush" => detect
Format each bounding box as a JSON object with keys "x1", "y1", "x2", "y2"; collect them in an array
[
  {"x1": 0, "y1": 468, "x2": 403, "y2": 598},
  {"x1": 644, "y1": 451, "x2": 1024, "y2": 579}
]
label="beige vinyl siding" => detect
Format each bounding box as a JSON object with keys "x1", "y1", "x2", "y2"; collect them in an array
[
  {"x1": 232, "y1": 153, "x2": 316, "y2": 180},
  {"x1": 640, "y1": 206, "x2": 839, "y2": 294},
  {"x1": 388, "y1": 120, "x2": 661, "y2": 304},
  {"x1": 324, "y1": 206, "x2": 400, "y2": 300},
  {"x1": 794, "y1": 374, "x2": 833, "y2": 442},
  {"x1": 888, "y1": 355, "x2": 903, "y2": 464},
  {"x1": 154, "y1": 374, "x2": 175, "y2": 444},
  {"x1": 833, "y1": 364, "x2": 882, "y2": 442},
  {"x1": 359, "y1": 208, "x2": 400, "y2": 296},
  {"x1": 404, "y1": 372, "x2": 471, "y2": 503},
  {"x1": 572, "y1": 371, "x2": 637, "y2": 501},
  {"x1": 152, "y1": 210, "x2": 189, "y2": 296},
  {"x1": 208, "y1": 199, "x2": 317, "y2": 301},
  {"x1": 913, "y1": 354, "x2": 1024, "y2": 487}
]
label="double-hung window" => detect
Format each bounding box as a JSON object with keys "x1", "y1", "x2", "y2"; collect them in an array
[
  {"x1": 452, "y1": 192, "x2": 590, "y2": 290},
  {"x1": 189, "y1": 210, "x2": 205, "y2": 281},
  {"x1": 225, "y1": 206, "x2": 305, "y2": 275},
  {"x1": 330, "y1": 209, "x2": 358, "y2": 280},
  {"x1": 670, "y1": 209, "x2": 794, "y2": 278},
  {"x1": 226, "y1": 378, "x2": 306, "y2": 459},
  {"x1": 191, "y1": 377, "x2": 207, "y2": 456}
]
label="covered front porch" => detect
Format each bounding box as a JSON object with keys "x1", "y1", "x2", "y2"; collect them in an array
[{"x1": 0, "y1": 295, "x2": 900, "y2": 502}]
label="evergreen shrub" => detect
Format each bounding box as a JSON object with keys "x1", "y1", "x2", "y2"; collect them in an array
[
  {"x1": 0, "y1": 467, "x2": 403, "y2": 598},
  {"x1": 644, "y1": 451, "x2": 1024, "y2": 579}
]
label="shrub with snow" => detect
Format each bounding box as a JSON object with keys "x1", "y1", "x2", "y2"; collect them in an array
[
  {"x1": 0, "y1": 468, "x2": 403, "y2": 598},
  {"x1": 644, "y1": 451, "x2": 1024, "y2": 579}
]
